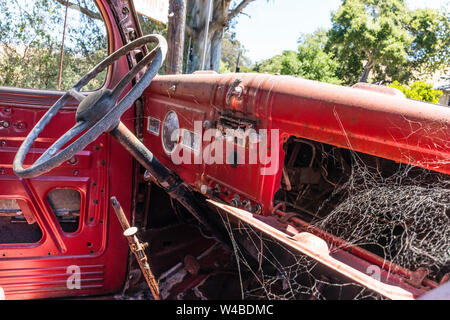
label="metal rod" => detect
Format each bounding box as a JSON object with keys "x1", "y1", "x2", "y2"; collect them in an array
[
  {"x1": 57, "y1": 0, "x2": 70, "y2": 90},
  {"x1": 110, "y1": 122, "x2": 230, "y2": 246},
  {"x1": 110, "y1": 196, "x2": 131, "y2": 230},
  {"x1": 200, "y1": 0, "x2": 213, "y2": 70},
  {"x1": 111, "y1": 196, "x2": 161, "y2": 300},
  {"x1": 273, "y1": 209, "x2": 438, "y2": 289},
  {"x1": 208, "y1": 199, "x2": 417, "y2": 300}
]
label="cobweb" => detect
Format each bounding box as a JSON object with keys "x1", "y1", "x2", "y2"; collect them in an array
[
  {"x1": 217, "y1": 209, "x2": 383, "y2": 300},
  {"x1": 215, "y1": 143, "x2": 450, "y2": 300},
  {"x1": 315, "y1": 160, "x2": 450, "y2": 279}
]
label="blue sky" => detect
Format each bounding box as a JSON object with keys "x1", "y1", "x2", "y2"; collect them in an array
[{"x1": 233, "y1": 0, "x2": 449, "y2": 63}]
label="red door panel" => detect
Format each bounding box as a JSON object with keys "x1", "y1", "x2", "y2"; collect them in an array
[{"x1": 0, "y1": 88, "x2": 133, "y2": 299}]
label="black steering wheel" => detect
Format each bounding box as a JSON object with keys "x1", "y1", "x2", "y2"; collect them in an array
[{"x1": 13, "y1": 34, "x2": 167, "y2": 179}]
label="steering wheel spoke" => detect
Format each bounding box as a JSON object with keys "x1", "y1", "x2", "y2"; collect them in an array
[
  {"x1": 68, "y1": 89, "x2": 87, "y2": 102},
  {"x1": 111, "y1": 46, "x2": 159, "y2": 102}
]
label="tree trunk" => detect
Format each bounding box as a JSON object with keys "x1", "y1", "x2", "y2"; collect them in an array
[
  {"x1": 210, "y1": 29, "x2": 223, "y2": 71},
  {"x1": 186, "y1": 0, "x2": 209, "y2": 73},
  {"x1": 186, "y1": 0, "x2": 229, "y2": 73},
  {"x1": 209, "y1": 0, "x2": 226, "y2": 71},
  {"x1": 360, "y1": 56, "x2": 374, "y2": 83},
  {"x1": 185, "y1": 0, "x2": 253, "y2": 73},
  {"x1": 166, "y1": 0, "x2": 187, "y2": 74}
]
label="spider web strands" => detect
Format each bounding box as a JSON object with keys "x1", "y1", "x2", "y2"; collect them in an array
[
  {"x1": 208, "y1": 200, "x2": 416, "y2": 300},
  {"x1": 272, "y1": 210, "x2": 439, "y2": 290},
  {"x1": 327, "y1": 145, "x2": 447, "y2": 274},
  {"x1": 270, "y1": 134, "x2": 449, "y2": 299},
  {"x1": 218, "y1": 213, "x2": 381, "y2": 300}
]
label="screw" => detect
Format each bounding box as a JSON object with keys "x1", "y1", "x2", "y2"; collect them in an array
[
  {"x1": 68, "y1": 156, "x2": 78, "y2": 165},
  {"x1": 200, "y1": 184, "x2": 211, "y2": 195},
  {"x1": 243, "y1": 199, "x2": 252, "y2": 211},
  {"x1": 233, "y1": 86, "x2": 243, "y2": 97},
  {"x1": 252, "y1": 204, "x2": 262, "y2": 214},
  {"x1": 128, "y1": 29, "x2": 136, "y2": 40},
  {"x1": 14, "y1": 122, "x2": 26, "y2": 130},
  {"x1": 230, "y1": 194, "x2": 242, "y2": 207}
]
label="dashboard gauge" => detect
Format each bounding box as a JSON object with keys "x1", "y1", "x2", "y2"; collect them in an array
[{"x1": 161, "y1": 111, "x2": 180, "y2": 154}]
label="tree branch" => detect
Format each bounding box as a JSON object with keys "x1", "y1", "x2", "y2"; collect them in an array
[
  {"x1": 54, "y1": 0, "x2": 102, "y2": 20},
  {"x1": 209, "y1": 0, "x2": 256, "y2": 35},
  {"x1": 209, "y1": 19, "x2": 228, "y2": 35},
  {"x1": 185, "y1": 24, "x2": 196, "y2": 37},
  {"x1": 227, "y1": 0, "x2": 256, "y2": 22}
]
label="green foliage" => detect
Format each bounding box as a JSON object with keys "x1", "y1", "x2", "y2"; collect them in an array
[
  {"x1": 137, "y1": 14, "x2": 167, "y2": 74},
  {"x1": 219, "y1": 60, "x2": 231, "y2": 74},
  {"x1": 253, "y1": 51, "x2": 288, "y2": 74},
  {"x1": 408, "y1": 8, "x2": 450, "y2": 75},
  {"x1": 253, "y1": 30, "x2": 342, "y2": 84},
  {"x1": 138, "y1": 14, "x2": 167, "y2": 37},
  {"x1": 221, "y1": 31, "x2": 252, "y2": 73},
  {"x1": 0, "y1": 0, "x2": 107, "y2": 91},
  {"x1": 327, "y1": 0, "x2": 450, "y2": 85},
  {"x1": 387, "y1": 80, "x2": 443, "y2": 103},
  {"x1": 327, "y1": 0, "x2": 412, "y2": 84},
  {"x1": 294, "y1": 30, "x2": 342, "y2": 84}
]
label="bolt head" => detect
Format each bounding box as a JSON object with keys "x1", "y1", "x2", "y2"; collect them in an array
[{"x1": 200, "y1": 184, "x2": 210, "y2": 195}]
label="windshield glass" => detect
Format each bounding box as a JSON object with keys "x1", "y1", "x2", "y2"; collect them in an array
[{"x1": 0, "y1": 0, "x2": 108, "y2": 91}]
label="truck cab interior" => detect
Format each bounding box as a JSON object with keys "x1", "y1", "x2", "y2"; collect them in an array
[{"x1": 0, "y1": 0, "x2": 449, "y2": 300}]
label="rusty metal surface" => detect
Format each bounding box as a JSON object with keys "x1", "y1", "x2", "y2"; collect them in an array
[
  {"x1": 184, "y1": 255, "x2": 200, "y2": 276},
  {"x1": 117, "y1": 223, "x2": 236, "y2": 300},
  {"x1": 273, "y1": 208, "x2": 438, "y2": 291},
  {"x1": 208, "y1": 199, "x2": 422, "y2": 300},
  {"x1": 148, "y1": 73, "x2": 450, "y2": 175},
  {"x1": 110, "y1": 122, "x2": 232, "y2": 246},
  {"x1": 144, "y1": 73, "x2": 450, "y2": 220},
  {"x1": 111, "y1": 197, "x2": 160, "y2": 300},
  {"x1": 139, "y1": 72, "x2": 450, "y2": 300}
]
